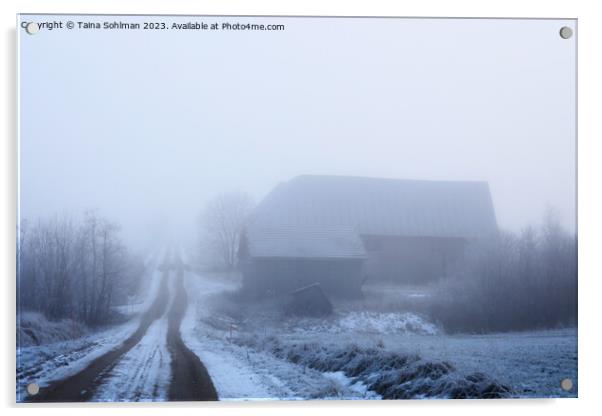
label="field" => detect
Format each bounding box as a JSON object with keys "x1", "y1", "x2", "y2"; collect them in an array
[
  {"x1": 16, "y1": 253, "x2": 577, "y2": 401},
  {"x1": 182, "y1": 271, "x2": 577, "y2": 399}
]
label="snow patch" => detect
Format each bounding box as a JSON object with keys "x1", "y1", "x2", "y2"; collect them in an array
[
  {"x1": 288, "y1": 311, "x2": 439, "y2": 336},
  {"x1": 181, "y1": 271, "x2": 388, "y2": 400},
  {"x1": 322, "y1": 371, "x2": 381, "y2": 399},
  {"x1": 16, "y1": 319, "x2": 138, "y2": 400},
  {"x1": 339, "y1": 312, "x2": 439, "y2": 335}
]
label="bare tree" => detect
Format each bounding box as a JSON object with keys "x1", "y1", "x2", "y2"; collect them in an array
[
  {"x1": 199, "y1": 192, "x2": 254, "y2": 270},
  {"x1": 74, "y1": 212, "x2": 129, "y2": 324},
  {"x1": 18, "y1": 211, "x2": 143, "y2": 326},
  {"x1": 18, "y1": 215, "x2": 78, "y2": 319}
]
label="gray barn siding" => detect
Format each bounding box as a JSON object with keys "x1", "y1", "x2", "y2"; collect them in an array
[
  {"x1": 241, "y1": 258, "x2": 364, "y2": 298},
  {"x1": 362, "y1": 235, "x2": 467, "y2": 284}
]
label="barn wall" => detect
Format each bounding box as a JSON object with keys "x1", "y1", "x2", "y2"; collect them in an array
[
  {"x1": 241, "y1": 258, "x2": 364, "y2": 298},
  {"x1": 361, "y1": 235, "x2": 467, "y2": 284}
]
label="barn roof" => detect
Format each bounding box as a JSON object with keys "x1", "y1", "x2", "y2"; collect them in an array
[{"x1": 245, "y1": 175, "x2": 498, "y2": 258}]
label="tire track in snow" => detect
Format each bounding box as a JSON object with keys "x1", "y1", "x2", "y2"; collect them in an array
[
  {"x1": 27, "y1": 271, "x2": 171, "y2": 402},
  {"x1": 90, "y1": 317, "x2": 172, "y2": 401}
]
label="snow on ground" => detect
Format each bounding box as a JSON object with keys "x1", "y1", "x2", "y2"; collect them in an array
[
  {"x1": 284, "y1": 311, "x2": 439, "y2": 336},
  {"x1": 338, "y1": 311, "x2": 438, "y2": 335},
  {"x1": 113, "y1": 248, "x2": 166, "y2": 318},
  {"x1": 322, "y1": 371, "x2": 379, "y2": 398},
  {"x1": 90, "y1": 254, "x2": 175, "y2": 402},
  {"x1": 92, "y1": 297, "x2": 173, "y2": 401},
  {"x1": 278, "y1": 326, "x2": 577, "y2": 398},
  {"x1": 18, "y1": 244, "x2": 576, "y2": 400},
  {"x1": 181, "y1": 273, "x2": 279, "y2": 400},
  {"x1": 16, "y1": 250, "x2": 165, "y2": 400},
  {"x1": 388, "y1": 329, "x2": 577, "y2": 398},
  {"x1": 16, "y1": 318, "x2": 138, "y2": 400},
  {"x1": 181, "y1": 272, "x2": 380, "y2": 400},
  {"x1": 180, "y1": 266, "x2": 577, "y2": 399}
]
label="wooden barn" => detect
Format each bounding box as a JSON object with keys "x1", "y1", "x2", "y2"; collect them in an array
[{"x1": 239, "y1": 175, "x2": 498, "y2": 298}]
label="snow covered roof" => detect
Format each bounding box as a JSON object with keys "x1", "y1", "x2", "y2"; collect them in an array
[
  {"x1": 245, "y1": 175, "x2": 498, "y2": 258},
  {"x1": 246, "y1": 225, "x2": 366, "y2": 259}
]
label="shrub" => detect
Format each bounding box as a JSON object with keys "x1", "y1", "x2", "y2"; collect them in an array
[{"x1": 429, "y1": 214, "x2": 577, "y2": 333}]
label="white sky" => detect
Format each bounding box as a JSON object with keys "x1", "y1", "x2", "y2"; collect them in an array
[{"x1": 18, "y1": 16, "x2": 576, "y2": 247}]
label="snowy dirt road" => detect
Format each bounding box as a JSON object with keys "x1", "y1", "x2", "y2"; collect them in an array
[
  {"x1": 25, "y1": 256, "x2": 217, "y2": 402},
  {"x1": 166, "y1": 268, "x2": 217, "y2": 401}
]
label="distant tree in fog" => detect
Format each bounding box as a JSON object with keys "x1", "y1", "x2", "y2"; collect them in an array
[{"x1": 199, "y1": 191, "x2": 254, "y2": 270}]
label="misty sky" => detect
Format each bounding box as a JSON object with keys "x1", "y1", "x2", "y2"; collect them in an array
[{"x1": 18, "y1": 16, "x2": 576, "y2": 247}]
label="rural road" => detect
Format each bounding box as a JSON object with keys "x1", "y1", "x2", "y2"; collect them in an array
[
  {"x1": 28, "y1": 254, "x2": 218, "y2": 402},
  {"x1": 167, "y1": 266, "x2": 217, "y2": 401}
]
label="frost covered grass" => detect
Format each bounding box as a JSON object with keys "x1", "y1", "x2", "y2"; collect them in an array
[
  {"x1": 181, "y1": 268, "x2": 577, "y2": 400},
  {"x1": 182, "y1": 272, "x2": 382, "y2": 400},
  {"x1": 286, "y1": 312, "x2": 439, "y2": 336},
  {"x1": 18, "y1": 312, "x2": 88, "y2": 347},
  {"x1": 16, "y1": 319, "x2": 138, "y2": 400},
  {"x1": 16, "y1": 253, "x2": 166, "y2": 401},
  {"x1": 207, "y1": 282, "x2": 439, "y2": 337},
  {"x1": 234, "y1": 335, "x2": 511, "y2": 399}
]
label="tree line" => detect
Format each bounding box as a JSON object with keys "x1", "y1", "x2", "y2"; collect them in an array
[
  {"x1": 429, "y1": 211, "x2": 577, "y2": 333},
  {"x1": 17, "y1": 211, "x2": 145, "y2": 326}
]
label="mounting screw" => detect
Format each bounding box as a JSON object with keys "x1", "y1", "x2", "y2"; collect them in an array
[
  {"x1": 559, "y1": 26, "x2": 573, "y2": 39},
  {"x1": 25, "y1": 22, "x2": 39, "y2": 35},
  {"x1": 26, "y1": 382, "x2": 39, "y2": 396},
  {"x1": 560, "y1": 378, "x2": 573, "y2": 391}
]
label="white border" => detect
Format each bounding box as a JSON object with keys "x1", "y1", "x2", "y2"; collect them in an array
[{"x1": 2, "y1": 1, "x2": 601, "y2": 416}]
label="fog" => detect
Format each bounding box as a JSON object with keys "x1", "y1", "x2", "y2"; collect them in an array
[{"x1": 18, "y1": 16, "x2": 576, "y2": 249}]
